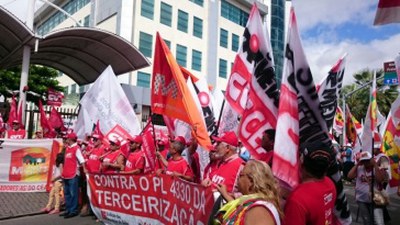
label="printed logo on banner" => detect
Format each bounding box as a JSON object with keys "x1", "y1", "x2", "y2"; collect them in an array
[{"x1": 9, "y1": 147, "x2": 50, "y2": 181}]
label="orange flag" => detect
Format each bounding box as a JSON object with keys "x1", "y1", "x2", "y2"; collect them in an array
[{"x1": 151, "y1": 32, "x2": 211, "y2": 148}]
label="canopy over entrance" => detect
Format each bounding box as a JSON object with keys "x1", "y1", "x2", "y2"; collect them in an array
[{"x1": 0, "y1": 6, "x2": 150, "y2": 85}]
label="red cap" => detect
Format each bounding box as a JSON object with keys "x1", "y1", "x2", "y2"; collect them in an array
[
  {"x1": 108, "y1": 137, "x2": 121, "y2": 147},
  {"x1": 212, "y1": 131, "x2": 238, "y2": 147},
  {"x1": 66, "y1": 132, "x2": 78, "y2": 140},
  {"x1": 173, "y1": 136, "x2": 186, "y2": 146},
  {"x1": 92, "y1": 134, "x2": 102, "y2": 139},
  {"x1": 157, "y1": 139, "x2": 167, "y2": 146},
  {"x1": 12, "y1": 120, "x2": 19, "y2": 124},
  {"x1": 129, "y1": 135, "x2": 143, "y2": 144}
]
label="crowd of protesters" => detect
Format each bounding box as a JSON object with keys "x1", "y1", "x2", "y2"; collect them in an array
[{"x1": 2, "y1": 121, "x2": 400, "y2": 225}]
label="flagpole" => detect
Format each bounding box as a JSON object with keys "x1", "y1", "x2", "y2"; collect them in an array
[
  {"x1": 214, "y1": 99, "x2": 225, "y2": 137},
  {"x1": 370, "y1": 137, "x2": 375, "y2": 224}
]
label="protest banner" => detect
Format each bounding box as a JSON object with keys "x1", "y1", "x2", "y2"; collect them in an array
[
  {"x1": 87, "y1": 174, "x2": 214, "y2": 225},
  {"x1": 0, "y1": 139, "x2": 59, "y2": 192}
]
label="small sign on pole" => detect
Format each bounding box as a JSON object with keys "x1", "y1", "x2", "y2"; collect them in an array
[{"x1": 383, "y1": 61, "x2": 398, "y2": 85}]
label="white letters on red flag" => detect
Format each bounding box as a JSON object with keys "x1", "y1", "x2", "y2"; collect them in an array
[
  {"x1": 104, "y1": 125, "x2": 133, "y2": 157},
  {"x1": 225, "y1": 4, "x2": 279, "y2": 160},
  {"x1": 318, "y1": 54, "x2": 347, "y2": 130},
  {"x1": 374, "y1": 0, "x2": 400, "y2": 25},
  {"x1": 47, "y1": 88, "x2": 64, "y2": 106}
]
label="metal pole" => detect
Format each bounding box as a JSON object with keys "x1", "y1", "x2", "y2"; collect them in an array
[
  {"x1": 19, "y1": 0, "x2": 35, "y2": 123},
  {"x1": 342, "y1": 96, "x2": 346, "y2": 145}
]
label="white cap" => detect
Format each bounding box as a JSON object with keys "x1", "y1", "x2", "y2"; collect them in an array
[{"x1": 359, "y1": 151, "x2": 372, "y2": 161}]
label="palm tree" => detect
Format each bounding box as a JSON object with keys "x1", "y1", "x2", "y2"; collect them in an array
[{"x1": 341, "y1": 69, "x2": 398, "y2": 121}]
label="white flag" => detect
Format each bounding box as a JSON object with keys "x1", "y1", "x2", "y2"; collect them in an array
[
  {"x1": 74, "y1": 107, "x2": 93, "y2": 139},
  {"x1": 79, "y1": 66, "x2": 141, "y2": 136}
]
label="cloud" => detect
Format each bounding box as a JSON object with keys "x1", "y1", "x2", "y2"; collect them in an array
[{"x1": 291, "y1": 0, "x2": 400, "y2": 85}]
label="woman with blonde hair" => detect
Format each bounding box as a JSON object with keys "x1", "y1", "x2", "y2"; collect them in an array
[{"x1": 215, "y1": 159, "x2": 282, "y2": 225}]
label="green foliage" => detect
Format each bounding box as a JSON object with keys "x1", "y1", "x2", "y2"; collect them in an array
[
  {"x1": 0, "y1": 65, "x2": 64, "y2": 105},
  {"x1": 341, "y1": 69, "x2": 398, "y2": 121}
]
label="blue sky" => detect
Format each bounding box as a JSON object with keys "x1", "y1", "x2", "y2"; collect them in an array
[
  {"x1": 293, "y1": 0, "x2": 400, "y2": 84},
  {"x1": 1, "y1": 0, "x2": 400, "y2": 85}
]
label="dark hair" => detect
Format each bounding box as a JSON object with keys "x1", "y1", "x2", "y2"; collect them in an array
[
  {"x1": 301, "y1": 141, "x2": 332, "y2": 179},
  {"x1": 264, "y1": 129, "x2": 275, "y2": 140},
  {"x1": 55, "y1": 153, "x2": 64, "y2": 167}
]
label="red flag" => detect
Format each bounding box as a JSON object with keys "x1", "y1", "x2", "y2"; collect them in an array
[
  {"x1": 374, "y1": 0, "x2": 400, "y2": 25},
  {"x1": 49, "y1": 107, "x2": 66, "y2": 131},
  {"x1": 225, "y1": 4, "x2": 279, "y2": 160},
  {"x1": 151, "y1": 32, "x2": 211, "y2": 148},
  {"x1": 92, "y1": 120, "x2": 104, "y2": 139},
  {"x1": 7, "y1": 95, "x2": 18, "y2": 127},
  {"x1": 38, "y1": 100, "x2": 56, "y2": 138},
  {"x1": 141, "y1": 121, "x2": 157, "y2": 173},
  {"x1": 47, "y1": 88, "x2": 64, "y2": 106}
]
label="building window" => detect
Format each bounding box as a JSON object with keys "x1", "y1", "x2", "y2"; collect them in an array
[
  {"x1": 83, "y1": 15, "x2": 90, "y2": 27},
  {"x1": 71, "y1": 84, "x2": 77, "y2": 94},
  {"x1": 176, "y1": 45, "x2": 187, "y2": 67},
  {"x1": 160, "y1": 2, "x2": 172, "y2": 26},
  {"x1": 79, "y1": 85, "x2": 85, "y2": 93},
  {"x1": 232, "y1": 33, "x2": 239, "y2": 51},
  {"x1": 220, "y1": 29, "x2": 228, "y2": 48},
  {"x1": 137, "y1": 72, "x2": 151, "y2": 88},
  {"x1": 141, "y1": 0, "x2": 154, "y2": 20},
  {"x1": 189, "y1": 0, "x2": 203, "y2": 7},
  {"x1": 192, "y1": 50, "x2": 202, "y2": 71},
  {"x1": 164, "y1": 39, "x2": 171, "y2": 49},
  {"x1": 193, "y1": 16, "x2": 203, "y2": 38},
  {"x1": 177, "y1": 10, "x2": 188, "y2": 33},
  {"x1": 219, "y1": 59, "x2": 227, "y2": 78},
  {"x1": 139, "y1": 32, "x2": 153, "y2": 57},
  {"x1": 220, "y1": 0, "x2": 249, "y2": 27}
]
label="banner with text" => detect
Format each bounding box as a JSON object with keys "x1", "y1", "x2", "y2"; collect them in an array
[
  {"x1": 88, "y1": 174, "x2": 214, "y2": 225},
  {"x1": 0, "y1": 139, "x2": 58, "y2": 192}
]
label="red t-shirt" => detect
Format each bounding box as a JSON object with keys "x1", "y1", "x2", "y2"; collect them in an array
[
  {"x1": 166, "y1": 157, "x2": 193, "y2": 179},
  {"x1": 102, "y1": 150, "x2": 124, "y2": 173},
  {"x1": 284, "y1": 176, "x2": 337, "y2": 225},
  {"x1": 62, "y1": 144, "x2": 79, "y2": 179},
  {"x1": 211, "y1": 154, "x2": 244, "y2": 193},
  {"x1": 259, "y1": 151, "x2": 273, "y2": 166},
  {"x1": 203, "y1": 161, "x2": 219, "y2": 180},
  {"x1": 86, "y1": 146, "x2": 105, "y2": 173},
  {"x1": 124, "y1": 150, "x2": 146, "y2": 173},
  {"x1": 6, "y1": 129, "x2": 26, "y2": 139}
]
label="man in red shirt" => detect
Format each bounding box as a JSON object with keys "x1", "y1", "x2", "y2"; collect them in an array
[
  {"x1": 60, "y1": 132, "x2": 86, "y2": 219},
  {"x1": 5, "y1": 120, "x2": 26, "y2": 139},
  {"x1": 202, "y1": 145, "x2": 219, "y2": 181},
  {"x1": 284, "y1": 141, "x2": 337, "y2": 225},
  {"x1": 156, "y1": 136, "x2": 193, "y2": 182},
  {"x1": 101, "y1": 138, "x2": 125, "y2": 173},
  {"x1": 260, "y1": 129, "x2": 275, "y2": 166},
  {"x1": 203, "y1": 131, "x2": 244, "y2": 195},
  {"x1": 121, "y1": 135, "x2": 146, "y2": 175},
  {"x1": 85, "y1": 134, "x2": 105, "y2": 173},
  {"x1": 187, "y1": 138, "x2": 201, "y2": 183}
]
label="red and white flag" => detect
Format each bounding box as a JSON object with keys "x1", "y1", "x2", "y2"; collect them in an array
[
  {"x1": 374, "y1": 0, "x2": 400, "y2": 25},
  {"x1": 47, "y1": 88, "x2": 64, "y2": 106},
  {"x1": 141, "y1": 121, "x2": 157, "y2": 173},
  {"x1": 225, "y1": 4, "x2": 279, "y2": 160},
  {"x1": 333, "y1": 106, "x2": 345, "y2": 134},
  {"x1": 318, "y1": 54, "x2": 347, "y2": 130}
]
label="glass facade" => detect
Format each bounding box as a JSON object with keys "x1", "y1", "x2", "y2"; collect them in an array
[
  {"x1": 37, "y1": 0, "x2": 90, "y2": 35},
  {"x1": 139, "y1": 32, "x2": 153, "y2": 57},
  {"x1": 192, "y1": 49, "x2": 202, "y2": 71},
  {"x1": 160, "y1": 2, "x2": 172, "y2": 26},
  {"x1": 220, "y1": 28, "x2": 228, "y2": 48},
  {"x1": 270, "y1": 0, "x2": 285, "y2": 86},
  {"x1": 193, "y1": 16, "x2": 203, "y2": 38},
  {"x1": 220, "y1": 0, "x2": 249, "y2": 27},
  {"x1": 137, "y1": 72, "x2": 151, "y2": 88},
  {"x1": 176, "y1": 44, "x2": 187, "y2": 67},
  {"x1": 219, "y1": 59, "x2": 227, "y2": 78},
  {"x1": 177, "y1": 10, "x2": 189, "y2": 33},
  {"x1": 141, "y1": 0, "x2": 154, "y2": 20}
]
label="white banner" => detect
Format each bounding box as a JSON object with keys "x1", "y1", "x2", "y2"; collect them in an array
[
  {"x1": 0, "y1": 139, "x2": 57, "y2": 192},
  {"x1": 79, "y1": 66, "x2": 141, "y2": 137}
]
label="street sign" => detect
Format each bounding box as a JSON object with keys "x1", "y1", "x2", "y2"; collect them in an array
[{"x1": 383, "y1": 61, "x2": 398, "y2": 85}]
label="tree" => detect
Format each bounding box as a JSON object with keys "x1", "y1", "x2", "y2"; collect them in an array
[
  {"x1": 341, "y1": 69, "x2": 398, "y2": 121},
  {"x1": 0, "y1": 65, "x2": 65, "y2": 104}
]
